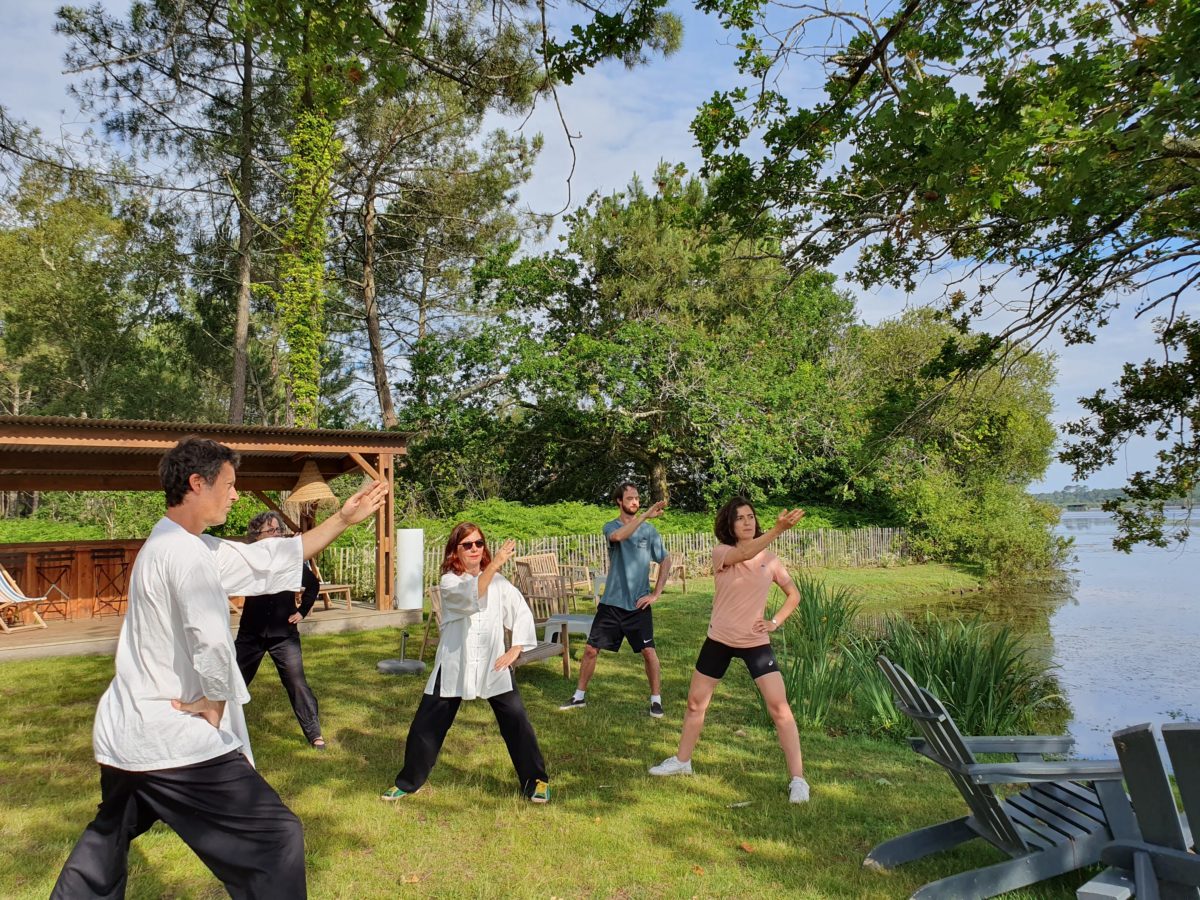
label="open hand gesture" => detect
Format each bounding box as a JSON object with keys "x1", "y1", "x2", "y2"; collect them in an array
[
  {"x1": 493, "y1": 645, "x2": 522, "y2": 671},
  {"x1": 337, "y1": 481, "x2": 389, "y2": 526},
  {"x1": 491, "y1": 538, "x2": 517, "y2": 569},
  {"x1": 644, "y1": 500, "x2": 667, "y2": 520},
  {"x1": 775, "y1": 508, "x2": 805, "y2": 532}
]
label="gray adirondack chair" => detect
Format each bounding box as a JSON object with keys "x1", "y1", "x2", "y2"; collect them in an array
[
  {"x1": 865, "y1": 655, "x2": 1139, "y2": 899},
  {"x1": 1094, "y1": 722, "x2": 1199, "y2": 900}
]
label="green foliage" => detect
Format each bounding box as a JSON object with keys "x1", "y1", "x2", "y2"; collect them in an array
[
  {"x1": 869, "y1": 613, "x2": 1063, "y2": 738},
  {"x1": 0, "y1": 518, "x2": 105, "y2": 543},
  {"x1": 408, "y1": 164, "x2": 856, "y2": 509},
  {"x1": 694, "y1": 0, "x2": 1200, "y2": 550},
  {"x1": 765, "y1": 576, "x2": 862, "y2": 727},
  {"x1": 841, "y1": 310, "x2": 1063, "y2": 577},
  {"x1": 764, "y1": 579, "x2": 1062, "y2": 738},
  {"x1": 0, "y1": 163, "x2": 211, "y2": 419},
  {"x1": 273, "y1": 109, "x2": 340, "y2": 427}
]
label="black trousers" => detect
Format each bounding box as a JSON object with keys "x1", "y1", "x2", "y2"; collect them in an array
[
  {"x1": 236, "y1": 632, "x2": 322, "y2": 743},
  {"x1": 51, "y1": 751, "x2": 305, "y2": 900},
  {"x1": 395, "y1": 670, "x2": 548, "y2": 797}
]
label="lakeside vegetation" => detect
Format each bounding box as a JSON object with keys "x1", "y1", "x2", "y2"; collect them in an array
[{"x1": 2, "y1": 570, "x2": 1088, "y2": 899}]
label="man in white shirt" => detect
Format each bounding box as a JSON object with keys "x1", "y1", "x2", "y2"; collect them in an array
[{"x1": 52, "y1": 437, "x2": 387, "y2": 899}]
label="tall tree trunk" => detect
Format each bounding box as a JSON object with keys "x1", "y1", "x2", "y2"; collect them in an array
[
  {"x1": 362, "y1": 183, "x2": 398, "y2": 428},
  {"x1": 414, "y1": 245, "x2": 431, "y2": 406},
  {"x1": 650, "y1": 458, "x2": 669, "y2": 505},
  {"x1": 229, "y1": 30, "x2": 255, "y2": 424}
]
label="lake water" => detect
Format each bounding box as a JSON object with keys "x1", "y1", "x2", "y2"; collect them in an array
[
  {"x1": 954, "y1": 511, "x2": 1200, "y2": 760},
  {"x1": 1049, "y1": 511, "x2": 1200, "y2": 758}
]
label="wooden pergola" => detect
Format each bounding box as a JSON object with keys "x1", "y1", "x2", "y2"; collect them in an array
[{"x1": 0, "y1": 416, "x2": 407, "y2": 610}]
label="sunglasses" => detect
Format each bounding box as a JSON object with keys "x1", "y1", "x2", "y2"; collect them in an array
[{"x1": 458, "y1": 539, "x2": 487, "y2": 550}]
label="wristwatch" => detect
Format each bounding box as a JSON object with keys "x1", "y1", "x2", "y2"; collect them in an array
[{"x1": 770, "y1": 617, "x2": 778, "y2": 627}]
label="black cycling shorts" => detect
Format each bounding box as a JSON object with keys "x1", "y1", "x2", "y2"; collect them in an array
[{"x1": 694, "y1": 637, "x2": 779, "y2": 680}]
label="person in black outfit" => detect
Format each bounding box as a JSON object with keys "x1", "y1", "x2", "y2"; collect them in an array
[{"x1": 236, "y1": 511, "x2": 326, "y2": 749}]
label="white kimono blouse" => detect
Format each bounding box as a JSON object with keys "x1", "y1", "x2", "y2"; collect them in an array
[
  {"x1": 92, "y1": 517, "x2": 304, "y2": 771},
  {"x1": 427, "y1": 570, "x2": 538, "y2": 700}
]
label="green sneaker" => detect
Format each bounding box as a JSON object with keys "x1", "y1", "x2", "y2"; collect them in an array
[
  {"x1": 530, "y1": 779, "x2": 550, "y2": 804},
  {"x1": 380, "y1": 786, "x2": 415, "y2": 801}
]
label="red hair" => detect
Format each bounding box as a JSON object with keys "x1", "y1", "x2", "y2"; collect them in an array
[{"x1": 441, "y1": 522, "x2": 492, "y2": 575}]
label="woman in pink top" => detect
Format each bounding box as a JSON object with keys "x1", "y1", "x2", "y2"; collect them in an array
[{"x1": 649, "y1": 496, "x2": 811, "y2": 803}]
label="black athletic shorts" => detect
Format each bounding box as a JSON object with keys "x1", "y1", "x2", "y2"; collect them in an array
[
  {"x1": 586, "y1": 604, "x2": 655, "y2": 653},
  {"x1": 694, "y1": 637, "x2": 779, "y2": 680}
]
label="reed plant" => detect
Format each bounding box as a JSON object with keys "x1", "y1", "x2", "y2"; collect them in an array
[
  {"x1": 764, "y1": 576, "x2": 861, "y2": 727},
  {"x1": 768, "y1": 577, "x2": 1062, "y2": 739},
  {"x1": 871, "y1": 613, "x2": 1061, "y2": 736}
]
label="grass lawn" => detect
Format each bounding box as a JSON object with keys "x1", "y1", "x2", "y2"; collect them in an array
[{"x1": 2, "y1": 564, "x2": 1102, "y2": 898}]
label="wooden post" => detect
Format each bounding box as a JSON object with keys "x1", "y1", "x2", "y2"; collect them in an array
[{"x1": 375, "y1": 452, "x2": 395, "y2": 610}]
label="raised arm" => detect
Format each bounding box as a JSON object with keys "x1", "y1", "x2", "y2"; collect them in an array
[
  {"x1": 608, "y1": 500, "x2": 666, "y2": 543},
  {"x1": 300, "y1": 481, "x2": 389, "y2": 560},
  {"x1": 719, "y1": 508, "x2": 805, "y2": 568},
  {"x1": 477, "y1": 539, "x2": 516, "y2": 598}
]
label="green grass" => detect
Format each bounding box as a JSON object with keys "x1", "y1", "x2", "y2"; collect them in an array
[{"x1": 1, "y1": 566, "x2": 1101, "y2": 899}]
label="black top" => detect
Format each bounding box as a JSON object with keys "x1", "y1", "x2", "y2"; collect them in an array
[{"x1": 237, "y1": 563, "x2": 320, "y2": 638}]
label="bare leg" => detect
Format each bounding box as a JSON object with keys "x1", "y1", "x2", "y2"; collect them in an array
[
  {"x1": 575, "y1": 644, "x2": 600, "y2": 692},
  {"x1": 642, "y1": 647, "x2": 662, "y2": 696},
  {"x1": 756, "y1": 671, "x2": 803, "y2": 778},
  {"x1": 676, "y1": 671, "x2": 721, "y2": 763}
]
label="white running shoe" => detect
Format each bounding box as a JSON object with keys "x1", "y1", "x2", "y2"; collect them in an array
[
  {"x1": 648, "y1": 755, "x2": 693, "y2": 776},
  {"x1": 789, "y1": 776, "x2": 810, "y2": 804}
]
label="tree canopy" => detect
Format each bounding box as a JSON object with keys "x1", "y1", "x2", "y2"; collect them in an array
[{"x1": 693, "y1": 0, "x2": 1200, "y2": 547}]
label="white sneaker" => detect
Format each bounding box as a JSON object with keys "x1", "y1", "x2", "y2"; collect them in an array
[
  {"x1": 789, "y1": 776, "x2": 810, "y2": 804},
  {"x1": 648, "y1": 755, "x2": 693, "y2": 776}
]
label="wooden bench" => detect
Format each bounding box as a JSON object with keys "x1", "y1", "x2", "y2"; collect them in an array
[{"x1": 318, "y1": 583, "x2": 353, "y2": 610}]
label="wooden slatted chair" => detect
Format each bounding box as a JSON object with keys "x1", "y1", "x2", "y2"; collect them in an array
[
  {"x1": 513, "y1": 553, "x2": 593, "y2": 612},
  {"x1": 865, "y1": 655, "x2": 1138, "y2": 900},
  {"x1": 513, "y1": 558, "x2": 594, "y2": 643},
  {"x1": 511, "y1": 576, "x2": 571, "y2": 678},
  {"x1": 418, "y1": 586, "x2": 442, "y2": 661},
  {"x1": 0, "y1": 563, "x2": 50, "y2": 634},
  {"x1": 1089, "y1": 722, "x2": 1200, "y2": 900},
  {"x1": 649, "y1": 559, "x2": 687, "y2": 593}
]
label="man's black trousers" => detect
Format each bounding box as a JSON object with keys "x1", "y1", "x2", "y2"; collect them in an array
[{"x1": 51, "y1": 751, "x2": 305, "y2": 899}]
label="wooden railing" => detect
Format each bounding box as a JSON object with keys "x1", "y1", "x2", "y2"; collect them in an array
[{"x1": 319, "y1": 525, "x2": 910, "y2": 600}]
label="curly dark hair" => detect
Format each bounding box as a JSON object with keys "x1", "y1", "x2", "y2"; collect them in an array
[
  {"x1": 247, "y1": 511, "x2": 287, "y2": 541},
  {"x1": 441, "y1": 522, "x2": 492, "y2": 575},
  {"x1": 159, "y1": 437, "x2": 239, "y2": 508},
  {"x1": 714, "y1": 496, "x2": 761, "y2": 546}
]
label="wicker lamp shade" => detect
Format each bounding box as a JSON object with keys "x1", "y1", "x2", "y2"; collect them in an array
[{"x1": 283, "y1": 460, "x2": 338, "y2": 510}]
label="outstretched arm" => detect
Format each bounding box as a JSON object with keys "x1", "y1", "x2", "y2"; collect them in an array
[
  {"x1": 720, "y1": 509, "x2": 805, "y2": 567},
  {"x1": 300, "y1": 481, "x2": 389, "y2": 560},
  {"x1": 609, "y1": 500, "x2": 666, "y2": 543}
]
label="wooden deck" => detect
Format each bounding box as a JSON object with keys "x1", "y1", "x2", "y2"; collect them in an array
[{"x1": 0, "y1": 603, "x2": 422, "y2": 663}]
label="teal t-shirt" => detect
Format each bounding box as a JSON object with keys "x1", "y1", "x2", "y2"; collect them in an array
[{"x1": 601, "y1": 518, "x2": 667, "y2": 610}]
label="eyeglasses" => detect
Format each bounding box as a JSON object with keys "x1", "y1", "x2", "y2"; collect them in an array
[
  {"x1": 458, "y1": 539, "x2": 486, "y2": 550},
  {"x1": 256, "y1": 525, "x2": 285, "y2": 536}
]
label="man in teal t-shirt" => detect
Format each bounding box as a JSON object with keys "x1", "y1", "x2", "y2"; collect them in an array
[{"x1": 560, "y1": 482, "x2": 674, "y2": 717}]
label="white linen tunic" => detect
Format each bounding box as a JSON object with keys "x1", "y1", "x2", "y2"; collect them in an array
[
  {"x1": 92, "y1": 517, "x2": 304, "y2": 771},
  {"x1": 426, "y1": 571, "x2": 538, "y2": 700}
]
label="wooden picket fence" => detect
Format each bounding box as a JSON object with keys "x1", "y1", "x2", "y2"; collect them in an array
[{"x1": 319, "y1": 525, "x2": 909, "y2": 600}]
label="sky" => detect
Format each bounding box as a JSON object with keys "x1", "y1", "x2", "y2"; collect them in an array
[{"x1": 0, "y1": 0, "x2": 1187, "y2": 492}]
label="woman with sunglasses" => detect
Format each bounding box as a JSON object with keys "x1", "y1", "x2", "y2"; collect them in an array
[
  {"x1": 235, "y1": 511, "x2": 326, "y2": 749},
  {"x1": 649, "y1": 497, "x2": 811, "y2": 803},
  {"x1": 382, "y1": 523, "x2": 550, "y2": 802}
]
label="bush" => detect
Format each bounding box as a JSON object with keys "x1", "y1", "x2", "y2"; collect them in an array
[{"x1": 764, "y1": 577, "x2": 1063, "y2": 738}]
